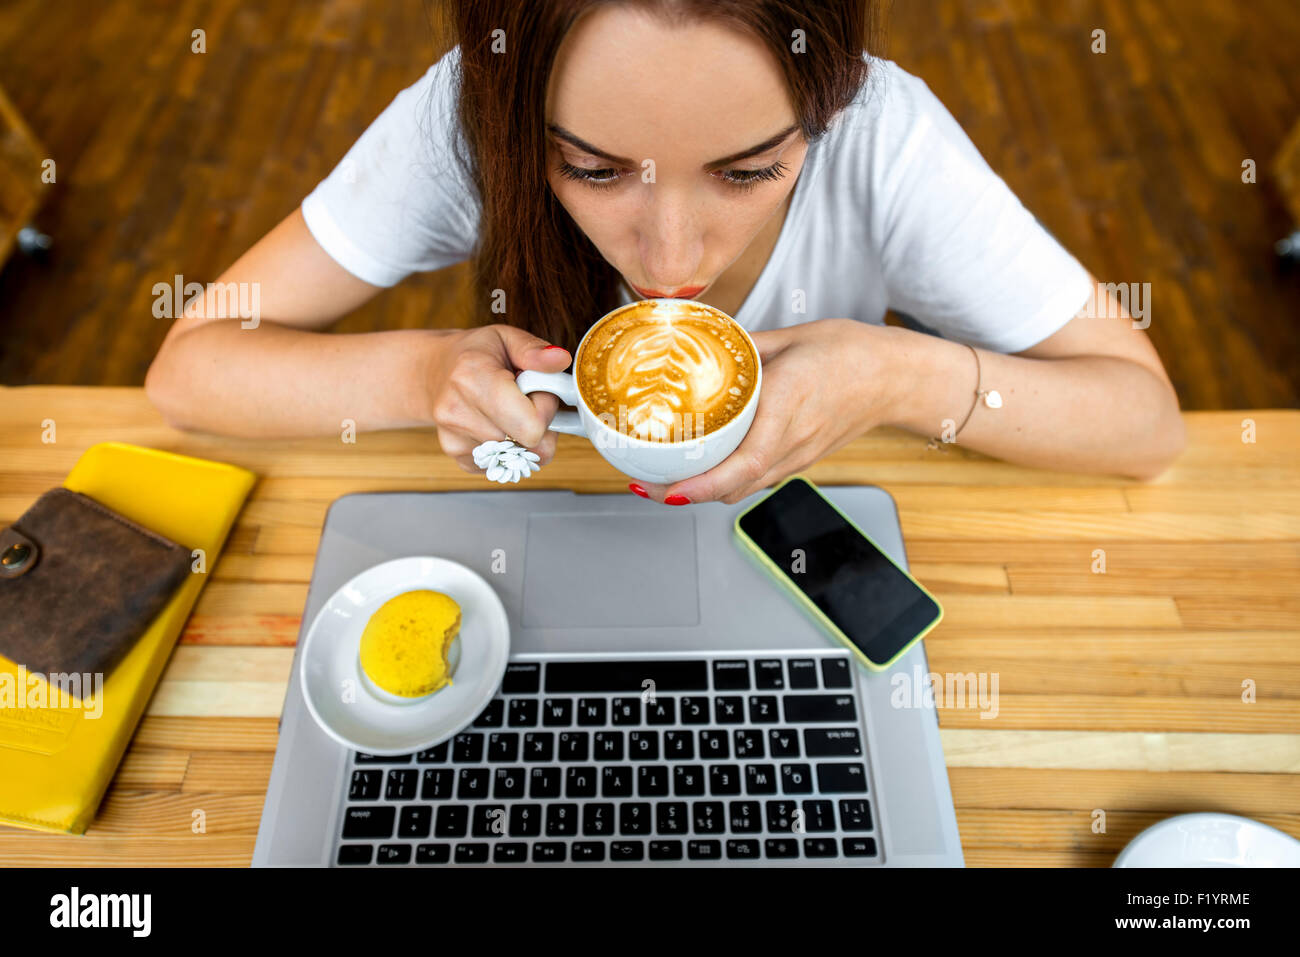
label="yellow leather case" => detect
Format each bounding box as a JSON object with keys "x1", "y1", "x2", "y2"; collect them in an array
[{"x1": 0, "y1": 442, "x2": 255, "y2": 834}]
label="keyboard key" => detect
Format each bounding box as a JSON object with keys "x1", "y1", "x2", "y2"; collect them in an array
[
  {"x1": 494, "y1": 842, "x2": 528, "y2": 863},
  {"x1": 699, "y1": 729, "x2": 729, "y2": 759},
  {"x1": 501, "y1": 662, "x2": 541, "y2": 694},
  {"x1": 802, "y1": 799, "x2": 836, "y2": 832},
  {"x1": 843, "y1": 836, "x2": 878, "y2": 857},
  {"x1": 583, "y1": 803, "x2": 615, "y2": 836},
  {"x1": 348, "y1": 770, "x2": 380, "y2": 801},
  {"x1": 356, "y1": 752, "x2": 412, "y2": 764},
  {"x1": 453, "y1": 733, "x2": 484, "y2": 762},
  {"x1": 781, "y1": 763, "x2": 814, "y2": 794},
  {"x1": 455, "y1": 843, "x2": 489, "y2": 864},
  {"x1": 473, "y1": 701, "x2": 504, "y2": 728},
  {"x1": 572, "y1": 842, "x2": 606, "y2": 862},
  {"x1": 416, "y1": 743, "x2": 448, "y2": 763},
  {"x1": 601, "y1": 766, "x2": 633, "y2": 798},
  {"x1": 788, "y1": 659, "x2": 819, "y2": 689},
  {"x1": 727, "y1": 839, "x2": 760, "y2": 860},
  {"x1": 398, "y1": 805, "x2": 432, "y2": 839},
  {"x1": 745, "y1": 764, "x2": 778, "y2": 794},
  {"x1": 566, "y1": 766, "x2": 597, "y2": 798},
  {"x1": 610, "y1": 698, "x2": 641, "y2": 725},
  {"x1": 542, "y1": 698, "x2": 572, "y2": 726},
  {"x1": 839, "y1": 798, "x2": 874, "y2": 831},
  {"x1": 673, "y1": 765, "x2": 705, "y2": 796},
  {"x1": 804, "y1": 727, "x2": 863, "y2": 757},
  {"x1": 416, "y1": 843, "x2": 451, "y2": 864},
  {"x1": 457, "y1": 768, "x2": 490, "y2": 799},
  {"x1": 610, "y1": 841, "x2": 644, "y2": 861},
  {"x1": 576, "y1": 698, "x2": 606, "y2": 725},
  {"x1": 646, "y1": 698, "x2": 676, "y2": 725},
  {"x1": 709, "y1": 764, "x2": 741, "y2": 796},
  {"x1": 628, "y1": 731, "x2": 659, "y2": 760},
  {"x1": 784, "y1": 694, "x2": 858, "y2": 723},
  {"x1": 523, "y1": 732, "x2": 554, "y2": 762},
  {"x1": 656, "y1": 802, "x2": 688, "y2": 834},
  {"x1": 650, "y1": 840, "x2": 684, "y2": 860},
  {"x1": 545, "y1": 803, "x2": 579, "y2": 836},
  {"x1": 421, "y1": 768, "x2": 454, "y2": 800},
  {"x1": 337, "y1": 844, "x2": 373, "y2": 865},
  {"x1": 821, "y1": 658, "x2": 852, "y2": 688},
  {"x1": 804, "y1": 837, "x2": 838, "y2": 858},
  {"x1": 472, "y1": 804, "x2": 508, "y2": 837},
  {"x1": 754, "y1": 659, "x2": 785, "y2": 690},
  {"x1": 559, "y1": 731, "x2": 589, "y2": 761},
  {"x1": 386, "y1": 769, "x2": 417, "y2": 801},
  {"x1": 748, "y1": 695, "x2": 779, "y2": 723},
  {"x1": 768, "y1": 728, "x2": 800, "y2": 757},
  {"x1": 435, "y1": 806, "x2": 468, "y2": 838},
  {"x1": 714, "y1": 696, "x2": 745, "y2": 724},
  {"x1": 509, "y1": 804, "x2": 543, "y2": 838},
  {"x1": 508, "y1": 699, "x2": 539, "y2": 727},
  {"x1": 487, "y1": 732, "x2": 519, "y2": 762},
  {"x1": 637, "y1": 766, "x2": 669, "y2": 797},
  {"x1": 729, "y1": 801, "x2": 761, "y2": 833},
  {"x1": 766, "y1": 800, "x2": 798, "y2": 833},
  {"x1": 734, "y1": 729, "x2": 764, "y2": 758},
  {"x1": 712, "y1": 660, "x2": 751, "y2": 690},
  {"x1": 679, "y1": 697, "x2": 710, "y2": 724},
  {"x1": 376, "y1": 843, "x2": 412, "y2": 864},
  {"x1": 594, "y1": 731, "x2": 624, "y2": 761},
  {"x1": 529, "y1": 767, "x2": 561, "y2": 798},
  {"x1": 765, "y1": 838, "x2": 798, "y2": 859},
  {"x1": 663, "y1": 731, "x2": 694, "y2": 760},
  {"x1": 693, "y1": 801, "x2": 725, "y2": 834},
  {"x1": 688, "y1": 839, "x2": 721, "y2": 860},
  {"x1": 544, "y1": 660, "x2": 707, "y2": 693},
  {"x1": 619, "y1": 802, "x2": 652, "y2": 835},
  {"x1": 343, "y1": 806, "x2": 394, "y2": 839},
  {"x1": 533, "y1": 842, "x2": 567, "y2": 863},
  {"x1": 817, "y1": 762, "x2": 868, "y2": 793}
]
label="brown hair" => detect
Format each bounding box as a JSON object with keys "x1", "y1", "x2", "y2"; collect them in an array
[{"x1": 442, "y1": 0, "x2": 884, "y2": 351}]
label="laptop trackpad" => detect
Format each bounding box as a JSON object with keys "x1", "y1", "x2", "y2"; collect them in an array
[{"x1": 522, "y1": 512, "x2": 700, "y2": 627}]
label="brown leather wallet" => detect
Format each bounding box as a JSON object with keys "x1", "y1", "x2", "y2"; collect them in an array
[{"x1": 0, "y1": 488, "x2": 192, "y2": 678}]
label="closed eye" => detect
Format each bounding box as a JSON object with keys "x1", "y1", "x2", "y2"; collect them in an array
[{"x1": 555, "y1": 158, "x2": 791, "y2": 193}]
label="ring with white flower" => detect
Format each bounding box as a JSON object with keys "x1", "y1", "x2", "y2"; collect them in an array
[{"x1": 471, "y1": 436, "x2": 542, "y2": 484}]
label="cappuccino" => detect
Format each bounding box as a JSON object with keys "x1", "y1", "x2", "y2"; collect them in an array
[{"x1": 577, "y1": 300, "x2": 758, "y2": 442}]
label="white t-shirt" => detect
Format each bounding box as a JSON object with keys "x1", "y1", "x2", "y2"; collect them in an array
[{"x1": 302, "y1": 46, "x2": 1092, "y2": 353}]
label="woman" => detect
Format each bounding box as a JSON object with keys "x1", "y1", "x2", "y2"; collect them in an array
[{"x1": 145, "y1": 0, "x2": 1185, "y2": 505}]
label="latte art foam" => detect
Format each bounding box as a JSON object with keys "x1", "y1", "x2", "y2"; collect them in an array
[{"x1": 577, "y1": 301, "x2": 758, "y2": 442}]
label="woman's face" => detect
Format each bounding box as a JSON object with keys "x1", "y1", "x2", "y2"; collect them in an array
[{"x1": 545, "y1": 6, "x2": 808, "y2": 300}]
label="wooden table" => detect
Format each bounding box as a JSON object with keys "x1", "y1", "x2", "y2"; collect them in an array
[{"x1": 1, "y1": 387, "x2": 1296, "y2": 866}]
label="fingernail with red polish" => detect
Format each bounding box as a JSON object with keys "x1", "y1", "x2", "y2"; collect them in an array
[
  {"x1": 543, "y1": 345, "x2": 567, "y2": 351},
  {"x1": 628, "y1": 482, "x2": 650, "y2": 498},
  {"x1": 664, "y1": 494, "x2": 691, "y2": 505}
]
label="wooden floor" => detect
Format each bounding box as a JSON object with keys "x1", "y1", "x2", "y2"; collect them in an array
[{"x1": 0, "y1": 0, "x2": 1297, "y2": 407}]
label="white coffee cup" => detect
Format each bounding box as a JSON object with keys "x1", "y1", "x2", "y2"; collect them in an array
[{"x1": 515, "y1": 299, "x2": 762, "y2": 485}]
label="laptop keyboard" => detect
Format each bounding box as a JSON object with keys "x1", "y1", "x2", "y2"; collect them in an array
[{"x1": 334, "y1": 653, "x2": 881, "y2": 865}]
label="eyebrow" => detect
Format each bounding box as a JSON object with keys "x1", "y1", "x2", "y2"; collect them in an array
[{"x1": 546, "y1": 122, "x2": 801, "y2": 169}]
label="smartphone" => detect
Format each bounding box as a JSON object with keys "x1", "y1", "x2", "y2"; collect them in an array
[{"x1": 733, "y1": 476, "x2": 943, "y2": 671}]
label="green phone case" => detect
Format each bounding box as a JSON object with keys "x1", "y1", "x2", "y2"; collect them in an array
[{"x1": 732, "y1": 475, "x2": 943, "y2": 672}]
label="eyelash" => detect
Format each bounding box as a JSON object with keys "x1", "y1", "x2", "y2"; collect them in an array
[{"x1": 555, "y1": 158, "x2": 791, "y2": 193}]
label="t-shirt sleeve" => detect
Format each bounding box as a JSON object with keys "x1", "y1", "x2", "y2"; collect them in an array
[
  {"x1": 862, "y1": 63, "x2": 1093, "y2": 353},
  {"x1": 300, "y1": 46, "x2": 480, "y2": 288}
]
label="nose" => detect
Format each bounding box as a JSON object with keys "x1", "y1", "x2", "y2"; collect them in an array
[{"x1": 638, "y1": 187, "x2": 703, "y2": 292}]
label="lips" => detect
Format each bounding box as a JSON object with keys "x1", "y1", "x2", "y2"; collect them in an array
[{"x1": 630, "y1": 282, "x2": 707, "y2": 299}]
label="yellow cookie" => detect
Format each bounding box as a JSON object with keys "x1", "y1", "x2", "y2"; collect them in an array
[{"x1": 359, "y1": 590, "x2": 462, "y2": 698}]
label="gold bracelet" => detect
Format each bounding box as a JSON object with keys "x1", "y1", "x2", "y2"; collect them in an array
[{"x1": 926, "y1": 343, "x2": 1002, "y2": 451}]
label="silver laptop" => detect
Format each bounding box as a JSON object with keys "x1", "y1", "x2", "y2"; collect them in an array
[{"x1": 252, "y1": 487, "x2": 963, "y2": 866}]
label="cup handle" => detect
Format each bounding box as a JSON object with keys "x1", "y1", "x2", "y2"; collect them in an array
[{"x1": 516, "y1": 370, "x2": 586, "y2": 436}]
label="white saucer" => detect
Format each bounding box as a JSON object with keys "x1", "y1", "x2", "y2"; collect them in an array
[
  {"x1": 299, "y1": 556, "x2": 510, "y2": 755},
  {"x1": 1113, "y1": 813, "x2": 1300, "y2": 867}
]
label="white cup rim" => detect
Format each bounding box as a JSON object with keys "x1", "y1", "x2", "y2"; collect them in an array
[{"x1": 570, "y1": 298, "x2": 762, "y2": 448}]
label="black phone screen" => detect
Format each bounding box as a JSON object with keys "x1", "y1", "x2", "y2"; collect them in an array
[{"x1": 737, "y1": 478, "x2": 940, "y2": 666}]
